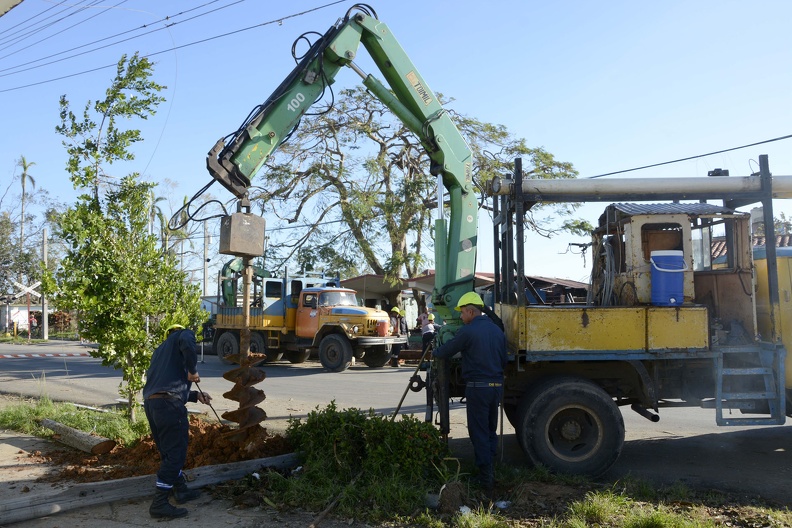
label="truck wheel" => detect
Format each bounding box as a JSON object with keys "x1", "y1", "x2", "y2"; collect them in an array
[
  {"x1": 362, "y1": 345, "x2": 391, "y2": 368},
  {"x1": 286, "y1": 350, "x2": 311, "y2": 364},
  {"x1": 319, "y1": 334, "x2": 353, "y2": 372},
  {"x1": 516, "y1": 377, "x2": 624, "y2": 476},
  {"x1": 216, "y1": 332, "x2": 239, "y2": 365},
  {"x1": 250, "y1": 332, "x2": 283, "y2": 363},
  {"x1": 503, "y1": 403, "x2": 518, "y2": 429}
]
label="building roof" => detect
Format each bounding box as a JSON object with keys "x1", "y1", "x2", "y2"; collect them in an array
[
  {"x1": 528, "y1": 276, "x2": 589, "y2": 290},
  {"x1": 340, "y1": 274, "x2": 402, "y2": 297},
  {"x1": 608, "y1": 202, "x2": 740, "y2": 216},
  {"x1": 340, "y1": 270, "x2": 587, "y2": 298}
]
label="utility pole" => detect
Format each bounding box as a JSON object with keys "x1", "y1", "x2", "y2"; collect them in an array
[
  {"x1": 42, "y1": 228, "x2": 48, "y2": 340},
  {"x1": 203, "y1": 222, "x2": 209, "y2": 297}
]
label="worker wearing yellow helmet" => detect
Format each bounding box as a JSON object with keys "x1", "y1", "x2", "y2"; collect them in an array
[
  {"x1": 421, "y1": 312, "x2": 440, "y2": 355},
  {"x1": 143, "y1": 323, "x2": 213, "y2": 518},
  {"x1": 389, "y1": 306, "x2": 403, "y2": 367},
  {"x1": 433, "y1": 291, "x2": 507, "y2": 493}
]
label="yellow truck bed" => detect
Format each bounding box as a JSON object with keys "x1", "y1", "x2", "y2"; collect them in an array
[{"x1": 498, "y1": 304, "x2": 711, "y2": 360}]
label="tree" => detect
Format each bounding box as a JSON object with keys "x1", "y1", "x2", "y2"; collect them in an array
[
  {"x1": 751, "y1": 212, "x2": 792, "y2": 237},
  {"x1": 254, "y1": 86, "x2": 587, "y2": 284},
  {"x1": 0, "y1": 163, "x2": 61, "y2": 301},
  {"x1": 44, "y1": 54, "x2": 205, "y2": 420},
  {"x1": 16, "y1": 155, "x2": 36, "y2": 273}
]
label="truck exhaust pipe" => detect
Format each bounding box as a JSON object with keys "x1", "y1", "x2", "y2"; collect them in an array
[{"x1": 631, "y1": 403, "x2": 660, "y2": 422}]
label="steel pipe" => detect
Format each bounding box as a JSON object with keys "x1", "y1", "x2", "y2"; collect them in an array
[{"x1": 489, "y1": 175, "x2": 792, "y2": 201}]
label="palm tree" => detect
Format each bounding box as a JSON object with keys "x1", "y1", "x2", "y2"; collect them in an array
[{"x1": 16, "y1": 156, "x2": 36, "y2": 270}]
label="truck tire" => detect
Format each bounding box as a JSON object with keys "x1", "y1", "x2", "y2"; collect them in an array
[
  {"x1": 216, "y1": 332, "x2": 239, "y2": 365},
  {"x1": 286, "y1": 350, "x2": 311, "y2": 364},
  {"x1": 251, "y1": 332, "x2": 283, "y2": 363},
  {"x1": 515, "y1": 377, "x2": 624, "y2": 477},
  {"x1": 362, "y1": 345, "x2": 391, "y2": 368},
  {"x1": 319, "y1": 334, "x2": 353, "y2": 372}
]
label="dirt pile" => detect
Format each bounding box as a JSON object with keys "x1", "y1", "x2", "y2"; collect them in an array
[{"x1": 34, "y1": 415, "x2": 292, "y2": 483}]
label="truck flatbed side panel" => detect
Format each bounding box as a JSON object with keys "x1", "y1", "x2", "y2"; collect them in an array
[
  {"x1": 647, "y1": 306, "x2": 709, "y2": 349},
  {"x1": 498, "y1": 303, "x2": 709, "y2": 356},
  {"x1": 216, "y1": 306, "x2": 288, "y2": 332}
]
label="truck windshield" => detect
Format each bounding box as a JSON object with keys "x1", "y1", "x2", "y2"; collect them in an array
[{"x1": 319, "y1": 291, "x2": 358, "y2": 307}]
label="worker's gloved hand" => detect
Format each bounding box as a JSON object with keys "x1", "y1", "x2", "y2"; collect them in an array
[
  {"x1": 188, "y1": 372, "x2": 201, "y2": 383},
  {"x1": 197, "y1": 392, "x2": 212, "y2": 404}
]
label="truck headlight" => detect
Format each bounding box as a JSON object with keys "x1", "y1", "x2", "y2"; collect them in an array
[{"x1": 351, "y1": 325, "x2": 359, "y2": 334}]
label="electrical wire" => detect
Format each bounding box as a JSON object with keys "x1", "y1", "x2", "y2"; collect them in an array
[
  {"x1": 0, "y1": 0, "x2": 231, "y2": 75},
  {"x1": 0, "y1": 0, "x2": 68, "y2": 37},
  {"x1": 0, "y1": 0, "x2": 89, "y2": 48},
  {"x1": 587, "y1": 133, "x2": 792, "y2": 179},
  {"x1": 0, "y1": 0, "x2": 124, "y2": 61},
  {"x1": 0, "y1": 0, "x2": 347, "y2": 93}
]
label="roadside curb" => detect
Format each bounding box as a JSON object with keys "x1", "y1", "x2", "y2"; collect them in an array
[{"x1": 0, "y1": 352, "x2": 92, "y2": 359}]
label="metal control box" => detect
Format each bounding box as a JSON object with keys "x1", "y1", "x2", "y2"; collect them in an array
[{"x1": 219, "y1": 213, "x2": 266, "y2": 257}]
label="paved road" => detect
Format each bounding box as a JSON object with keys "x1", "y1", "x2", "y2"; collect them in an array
[{"x1": 1, "y1": 340, "x2": 790, "y2": 506}]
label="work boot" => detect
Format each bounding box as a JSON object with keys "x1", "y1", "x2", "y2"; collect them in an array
[
  {"x1": 149, "y1": 487, "x2": 188, "y2": 519},
  {"x1": 476, "y1": 464, "x2": 494, "y2": 493},
  {"x1": 390, "y1": 357, "x2": 400, "y2": 367},
  {"x1": 172, "y1": 473, "x2": 201, "y2": 503}
]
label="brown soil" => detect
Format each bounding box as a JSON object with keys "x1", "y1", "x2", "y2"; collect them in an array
[{"x1": 32, "y1": 415, "x2": 292, "y2": 483}]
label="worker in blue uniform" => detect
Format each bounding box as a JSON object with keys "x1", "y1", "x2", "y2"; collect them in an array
[
  {"x1": 143, "y1": 324, "x2": 213, "y2": 519},
  {"x1": 433, "y1": 292, "x2": 507, "y2": 492}
]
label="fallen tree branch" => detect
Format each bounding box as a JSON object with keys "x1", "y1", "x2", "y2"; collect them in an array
[{"x1": 39, "y1": 419, "x2": 116, "y2": 455}]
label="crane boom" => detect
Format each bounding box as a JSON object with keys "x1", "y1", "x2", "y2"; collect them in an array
[{"x1": 206, "y1": 6, "x2": 476, "y2": 317}]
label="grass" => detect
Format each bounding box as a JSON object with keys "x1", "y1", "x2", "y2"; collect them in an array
[
  {"x1": 0, "y1": 333, "x2": 81, "y2": 343},
  {"x1": 0, "y1": 395, "x2": 148, "y2": 446},
  {"x1": 2, "y1": 397, "x2": 791, "y2": 527}
]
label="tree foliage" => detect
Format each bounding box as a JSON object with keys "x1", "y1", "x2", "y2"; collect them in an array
[
  {"x1": 0, "y1": 163, "x2": 63, "y2": 303},
  {"x1": 254, "y1": 86, "x2": 587, "y2": 283},
  {"x1": 44, "y1": 54, "x2": 205, "y2": 419}
]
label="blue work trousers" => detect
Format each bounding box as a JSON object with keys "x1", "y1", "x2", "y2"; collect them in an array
[
  {"x1": 144, "y1": 397, "x2": 189, "y2": 488},
  {"x1": 421, "y1": 332, "x2": 435, "y2": 354},
  {"x1": 465, "y1": 385, "x2": 502, "y2": 469}
]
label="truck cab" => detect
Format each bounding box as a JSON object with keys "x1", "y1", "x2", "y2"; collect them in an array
[{"x1": 214, "y1": 272, "x2": 405, "y2": 371}]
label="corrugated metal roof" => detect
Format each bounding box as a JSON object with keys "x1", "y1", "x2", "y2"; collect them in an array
[
  {"x1": 609, "y1": 203, "x2": 740, "y2": 216},
  {"x1": 529, "y1": 276, "x2": 589, "y2": 290}
]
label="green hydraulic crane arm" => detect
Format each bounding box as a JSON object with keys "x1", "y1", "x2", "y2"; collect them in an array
[{"x1": 206, "y1": 7, "x2": 477, "y2": 319}]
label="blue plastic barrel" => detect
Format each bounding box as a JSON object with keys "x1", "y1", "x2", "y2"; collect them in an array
[{"x1": 650, "y1": 250, "x2": 686, "y2": 306}]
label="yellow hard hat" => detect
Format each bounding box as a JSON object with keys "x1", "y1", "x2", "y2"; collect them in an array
[
  {"x1": 400, "y1": 309, "x2": 406, "y2": 316},
  {"x1": 166, "y1": 324, "x2": 185, "y2": 333},
  {"x1": 428, "y1": 313, "x2": 435, "y2": 320},
  {"x1": 391, "y1": 306, "x2": 400, "y2": 313},
  {"x1": 455, "y1": 292, "x2": 484, "y2": 311}
]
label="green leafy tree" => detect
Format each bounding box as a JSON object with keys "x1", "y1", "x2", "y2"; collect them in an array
[
  {"x1": 43, "y1": 54, "x2": 205, "y2": 420},
  {"x1": 256, "y1": 86, "x2": 588, "y2": 284},
  {"x1": 0, "y1": 166, "x2": 62, "y2": 300},
  {"x1": 16, "y1": 156, "x2": 36, "y2": 274}
]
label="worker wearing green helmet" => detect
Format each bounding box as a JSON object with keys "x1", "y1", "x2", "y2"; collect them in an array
[{"x1": 433, "y1": 291, "x2": 507, "y2": 493}]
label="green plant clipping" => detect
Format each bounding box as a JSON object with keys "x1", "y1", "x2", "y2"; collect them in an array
[{"x1": 285, "y1": 401, "x2": 450, "y2": 517}]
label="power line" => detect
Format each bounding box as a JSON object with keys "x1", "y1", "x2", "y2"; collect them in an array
[
  {"x1": 0, "y1": 0, "x2": 68, "y2": 37},
  {"x1": 0, "y1": 0, "x2": 241, "y2": 76},
  {"x1": 587, "y1": 133, "x2": 792, "y2": 179},
  {"x1": 0, "y1": 0, "x2": 346, "y2": 93},
  {"x1": 0, "y1": 0, "x2": 101, "y2": 52},
  {"x1": 0, "y1": 0, "x2": 128, "y2": 64}
]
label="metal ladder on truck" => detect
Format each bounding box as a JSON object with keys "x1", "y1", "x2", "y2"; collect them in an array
[{"x1": 715, "y1": 343, "x2": 786, "y2": 425}]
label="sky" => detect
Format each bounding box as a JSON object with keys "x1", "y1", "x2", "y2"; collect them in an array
[{"x1": 2, "y1": 0, "x2": 791, "y2": 289}]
